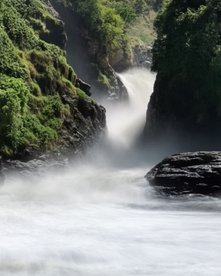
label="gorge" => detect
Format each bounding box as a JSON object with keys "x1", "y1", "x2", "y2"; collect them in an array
[
  {"x1": 1, "y1": 67, "x2": 221, "y2": 276},
  {"x1": 0, "y1": 0, "x2": 221, "y2": 275}
]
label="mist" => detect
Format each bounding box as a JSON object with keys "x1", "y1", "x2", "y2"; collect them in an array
[{"x1": 1, "y1": 68, "x2": 221, "y2": 276}]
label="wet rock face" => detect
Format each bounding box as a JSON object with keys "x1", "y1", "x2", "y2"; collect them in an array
[
  {"x1": 146, "y1": 152, "x2": 221, "y2": 196},
  {"x1": 0, "y1": 158, "x2": 5, "y2": 185}
]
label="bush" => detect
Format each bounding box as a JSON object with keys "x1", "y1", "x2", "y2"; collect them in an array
[
  {"x1": 0, "y1": 75, "x2": 30, "y2": 153},
  {"x1": 0, "y1": 28, "x2": 27, "y2": 78}
]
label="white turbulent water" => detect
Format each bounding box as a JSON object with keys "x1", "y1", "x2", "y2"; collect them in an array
[
  {"x1": 106, "y1": 68, "x2": 155, "y2": 149},
  {"x1": 1, "y1": 68, "x2": 221, "y2": 276}
]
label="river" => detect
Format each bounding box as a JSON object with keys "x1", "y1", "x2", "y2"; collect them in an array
[{"x1": 0, "y1": 68, "x2": 221, "y2": 276}]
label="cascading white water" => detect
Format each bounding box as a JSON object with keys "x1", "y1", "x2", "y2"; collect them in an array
[
  {"x1": 0, "y1": 68, "x2": 221, "y2": 276},
  {"x1": 106, "y1": 68, "x2": 155, "y2": 148}
]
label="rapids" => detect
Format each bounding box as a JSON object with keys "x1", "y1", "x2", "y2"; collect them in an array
[{"x1": 0, "y1": 68, "x2": 221, "y2": 276}]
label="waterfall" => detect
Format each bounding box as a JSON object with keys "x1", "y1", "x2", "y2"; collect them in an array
[
  {"x1": 0, "y1": 68, "x2": 220, "y2": 276},
  {"x1": 105, "y1": 68, "x2": 155, "y2": 149}
]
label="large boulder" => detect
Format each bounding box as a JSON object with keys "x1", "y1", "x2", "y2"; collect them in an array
[{"x1": 145, "y1": 151, "x2": 221, "y2": 196}]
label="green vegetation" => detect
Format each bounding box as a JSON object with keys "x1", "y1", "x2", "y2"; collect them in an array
[
  {"x1": 127, "y1": 9, "x2": 156, "y2": 47},
  {"x1": 61, "y1": 0, "x2": 125, "y2": 56},
  {"x1": 0, "y1": 0, "x2": 161, "y2": 156},
  {"x1": 0, "y1": 0, "x2": 78, "y2": 157},
  {"x1": 57, "y1": 0, "x2": 160, "y2": 91},
  {"x1": 62, "y1": 0, "x2": 160, "y2": 54},
  {"x1": 151, "y1": 0, "x2": 221, "y2": 127}
]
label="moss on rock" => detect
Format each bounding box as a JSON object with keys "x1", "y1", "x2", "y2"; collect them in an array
[{"x1": 0, "y1": 0, "x2": 105, "y2": 158}]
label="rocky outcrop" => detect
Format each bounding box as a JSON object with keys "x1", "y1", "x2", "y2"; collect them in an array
[
  {"x1": 146, "y1": 151, "x2": 221, "y2": 196},
  {"x1": 59, "y1": 93, "x2": 106, "y2": 156},
  {"x1": 109, "y1": 48, "x2": 132, "y2": 72},
  {"x1": 39, "y1": 16, "x2": 67, "y2": 49},
  {"x1": 132, "y1": 45, "x2": 152, "y2": 68},
  {"x1": 75, "y1": 79, "x2": 91, "y2": 96},
  {"x1": 143, "y1": 1, "x2": 221, "y2": 150},
  {"x1": 99, "y1": 59, "x2": 128, "y2": 100},
  {"x1": 35, "y1": 0, "x2": 67, "y2": 49},
  {"x1": 143, "y1": 71, "x2": 221, "y2": 151}
]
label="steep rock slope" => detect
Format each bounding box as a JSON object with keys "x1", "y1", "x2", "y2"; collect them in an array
[
  {"x1": 0, "y1": 0, "x2": 106, "y2": 158},
  {"x1": 144, "y1": 0, "x2": 221, "y2": 150}
]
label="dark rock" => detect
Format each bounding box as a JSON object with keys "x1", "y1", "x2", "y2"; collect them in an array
[
  {"x1": 2, "y1": 154, "x2": 68, "y2": 177},
  {"x1": 58, "y1": 87, "x2": 106, "y2": 156},
  {"x1": 109, "y1": 48, "x2": 132, "y2": 72},
  {"x1": 100, "y1": 61, "x2": 128, "y2": 100},
  {"x1": 75, "y1": 78, "x2": 91, "y2": 96},
  {"x1": 145, "y1": 151, "x2": 221, "y2": 196},
  {"x1": 39, "y1": 1, "x2": 67, "y2": 49},
  {"x1": 143, "y1": 70, "x2": 221, "y2": 151},
  {"x1": 132, "y1": 45, "x2": 152, "y2": 68},
  {"x1": 39, "y1": 17, "x2": 67, "y2": 49},
  {"x1": 0, "y1": 157, "x2": 5, "y2": 185},
  {"x1": 143, "y1": 2, "x2": 221, "y2": 149}
]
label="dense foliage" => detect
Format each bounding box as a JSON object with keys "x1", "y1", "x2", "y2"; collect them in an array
[
  {"x1": 0, "y1": 0, "x2": 79, "y2": 156},
  {"x1": 55, "y1": 0, "x2": 160, "y2": 93},
  {"x1": 60, "y1": 0, "x2": 160, "y2": 56},
  {"x1": 151, "y1": 0, "x2": 221, "y2": 128}
]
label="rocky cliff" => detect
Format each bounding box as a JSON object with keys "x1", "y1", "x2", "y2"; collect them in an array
[
  {"x1": 52, "y1": 0, "x2": 159, "y2": 100},
  {"x1": 0, "y1": 0, "x2": 106, "y2": 159},
  {"x1": 144, "y1": 0, "x2": 221, "y2": 151}
]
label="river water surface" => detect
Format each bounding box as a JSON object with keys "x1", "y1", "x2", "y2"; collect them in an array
[{"x1": 0, "y1": 69, "x2": 221, "y2": 276}]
